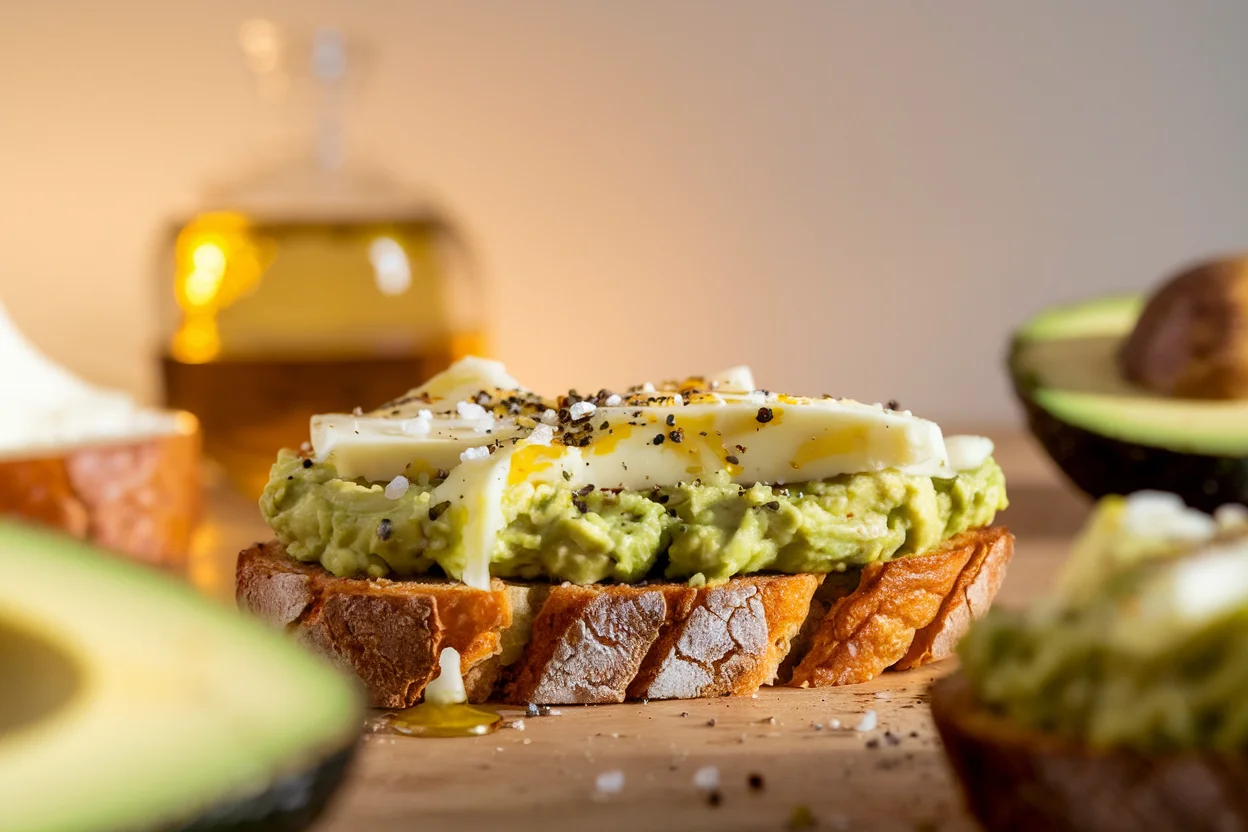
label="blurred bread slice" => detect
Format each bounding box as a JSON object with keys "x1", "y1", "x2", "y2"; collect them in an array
[{"x1": 0, "y1": 412, "x2": 201, "y2": 568}]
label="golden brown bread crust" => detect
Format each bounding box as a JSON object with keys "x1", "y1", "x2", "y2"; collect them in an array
[
  {"x1": 931, "y1": 672, "x2": 1248, "y2": 832},
  {"x1": 0, "y1": 419, "x2": 201, "y2": 568},
  {"x1": 236, "y1": 527, "x2": 1012, "y2": 706},
  {"x1": 790, "y1": 527, "x2": 1014, "y2": 687}
]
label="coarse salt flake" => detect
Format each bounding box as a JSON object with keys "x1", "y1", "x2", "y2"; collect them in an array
[
  {"x1": 692, "y1": 766, "x2": 720, "y2": 790},
  {"x1": 402, "y1": 417, "x2": 431, "y2": 435},
  {"x1": 541, "y1": 409, "x2": 558, "y2": 425},
  {"x1": 457, "y1": 401, "x2": 487, "y2": 420},
  {"x1": 417, "y1": 409, "x2": 433, "y2": 419},
  {"x1": 595, "y1": 769, "x2": 625, "y2": 794},
  {"x1": 569, "y1": 401, "x2": 596, "y2": 420},
  {"x1": 605, "y1": 394, "x2": 622, "y2": 406},
  {"x1": 460, "y1": 446, "x2": 491, "y2": 463},
  {"x1": 855, "y1": 710, "x2": 878, "y2": 732},
  {"x1": 529, "y1": 424, "x2": 555, "y2": 445},
  {"x1": 384, "y1": 475, "x2": 410, "y2": 499}
]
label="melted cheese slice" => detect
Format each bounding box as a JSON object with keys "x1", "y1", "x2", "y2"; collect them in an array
[
  {"x1": 506, "y1": 394, "x2": 954, "y2": 491},
  {"x1": 312, "y1": 357, "x2": 535, "y2": 481}
]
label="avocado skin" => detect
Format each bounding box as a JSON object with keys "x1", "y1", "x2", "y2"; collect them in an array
[
  {"x1": 1016, "y1": 391, "x2": 1248, "y2": 514},
  {"x1": 175, "y1": 741, "x2": 356, "y2": 832}
]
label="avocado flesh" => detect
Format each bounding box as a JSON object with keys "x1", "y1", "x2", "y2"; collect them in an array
[
  {"x1": 0, "y1": 522, "x2": 361, "y2": 832},
  {"x1": 1012, "y1": 294, "x2": 1248, "y2": 456},
  {"x1": 1011, "y1": 295, "x2": 1248, "y2": 510}
]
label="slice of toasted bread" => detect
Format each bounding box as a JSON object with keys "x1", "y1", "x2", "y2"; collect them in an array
[
  {"x1": 236, "y1": 526, "x2": 1012, "y2": 706},
  {"x1": 931, "y1": 672, "x2": 1248, "y2": 832},
  {"x1": 790, "y1": 526, "x2": 1014, "y2": 687},
  {"x1": 0, "y1": 417, "x2": 201, "y2": 569}
]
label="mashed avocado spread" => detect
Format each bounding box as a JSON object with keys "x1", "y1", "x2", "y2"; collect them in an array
[
  {"x1": 260, "y1": 450, "x2": 1007, "y2": 584},
  {"x1": 960, "y1": 492, "x2": 1248, "y2": 752}
]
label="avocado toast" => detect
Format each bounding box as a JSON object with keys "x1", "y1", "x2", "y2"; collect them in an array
[
  {"x1": 237, "y1": 358, "x2": 1012, "y2": 705},
  {"x1": 933, "y1": 492, "x2": 1248, "y2": 831}
]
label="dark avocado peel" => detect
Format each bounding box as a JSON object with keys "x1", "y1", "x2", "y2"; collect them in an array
[
  {"x1": 0, "y1": 521, "x2": 363, "y2": 832},
  {"x1": 1009, "y1": 291, "x2": 1248, "y2": 512}
]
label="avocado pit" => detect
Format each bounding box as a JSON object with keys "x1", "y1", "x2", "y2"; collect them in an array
[{"x1": 1119, "y1": 257, "x2": 1248, "y2": 400}]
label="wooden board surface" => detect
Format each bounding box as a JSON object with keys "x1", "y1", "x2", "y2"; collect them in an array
[{"x1": 186, "y1": 431, "x2": 1087, "y2": 832}]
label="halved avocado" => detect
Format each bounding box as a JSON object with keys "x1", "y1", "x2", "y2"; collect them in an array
[
  {"x1": 1009, "y1": 295, "x2": 1248, "y2": 511},
  {"x1": 0, "y1": 521, "x2": 362, "y2": 832}
]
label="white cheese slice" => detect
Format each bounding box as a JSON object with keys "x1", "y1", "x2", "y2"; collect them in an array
[
  {"x1": 312, "y1": 415, "x2": 527, "y2": 482},
  {"x1": 312, "y1": 356, "x2": 539, "y2": 481},
  {"x1": 433, "y1": 443, "x2": 517, "y2": 589},
  {"x1": 945, "y1": 435, "x2": 995, "y2": 473},
  {"x1": 707, "y1": 365, "x2": 755, "y2": 393},
  {"x1": 506, "y1": 393, "x2": 952, "y2": 491}
]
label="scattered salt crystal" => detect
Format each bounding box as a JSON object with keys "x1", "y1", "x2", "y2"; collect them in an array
[
  {"x1": 595, "y1": 769, "x2": 625, "y2": 794},
  {"x1": 402, "y1": 417, "x2": 431, "y2": 435},
  {"x1": 300, "y1": 441, "x2": 312, "y2": 453},
  {"x1": 692, "y1": 766, "x2": 720, "y2": 790},
  {"x1": 855, "y1": 710, "x2": 878, "y2": 732},
  {"x1": 671, "y1": 393, "x2": 683, "y2": 406},
  {"x1": 873, "y1": 691, "x2": 892, "y2": 700},
  {"x1": 745, "y1": 391, "x2": 766, "y2": 404},
  {"x1": 829, "y1": 718, "x2": 842, "y2": 730},
  {"x1": 605, "y1": 394, "x2": 622, "y2": 406},
  {"x1": 569, "y1": 401, "x2": 596, "y2": 420},
  {"x1": 460, "y1": 446, "x2": 491, "y2": 463},
  {"x1": 529, "y1": 424, "x2": 555, "y2": 445},
  {"x1": 457, "y1": 401, "x2": 487, "y2": 420},
  {"x1": 510, "y1": 719, "x2": 526, "y2": 731},
  {"x1": 640, "y1": 382, "x2": 656, "y2": 393},
  {"x1": 522, "y1": 738, "x2": 532, "y2": 745},
  {"x1": 384, "y1": 475, "x2": 410, "y2": 499},
  {"x1": 418, "y1": 409, "x2": 433, "y2": 419},
  {"x1": 541, "y1": 409, "x2": 558, "y2": 425},
  {"x1": 352, "y1": 406, "x2": 364, "y2": 416}
]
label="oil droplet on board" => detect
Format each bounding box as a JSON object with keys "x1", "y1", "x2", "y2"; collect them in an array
[{"x1": 389, "y1": 702, "x2": 502, "y2": 738}]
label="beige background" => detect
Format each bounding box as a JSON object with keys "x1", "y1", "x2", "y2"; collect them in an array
[{"x1": 3, "y1": 1, "x2": 1247, "y2": 424}]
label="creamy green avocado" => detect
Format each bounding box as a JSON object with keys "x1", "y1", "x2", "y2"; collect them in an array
[
  {"x1": 260, "y1": 450, "x2": 1007, "y2": 584},
  {"x1": 960, "y1": 493, "x2": 1248, "y2": 752}
]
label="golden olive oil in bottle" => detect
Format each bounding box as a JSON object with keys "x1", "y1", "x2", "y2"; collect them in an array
[{"x1": 157, "y1": 24, "x2": 486, "y2": 497}]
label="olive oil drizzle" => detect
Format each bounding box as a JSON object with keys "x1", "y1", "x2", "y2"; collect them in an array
[{"x1": 389, "y1": 702, "x2": 501, "y2": 738}]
